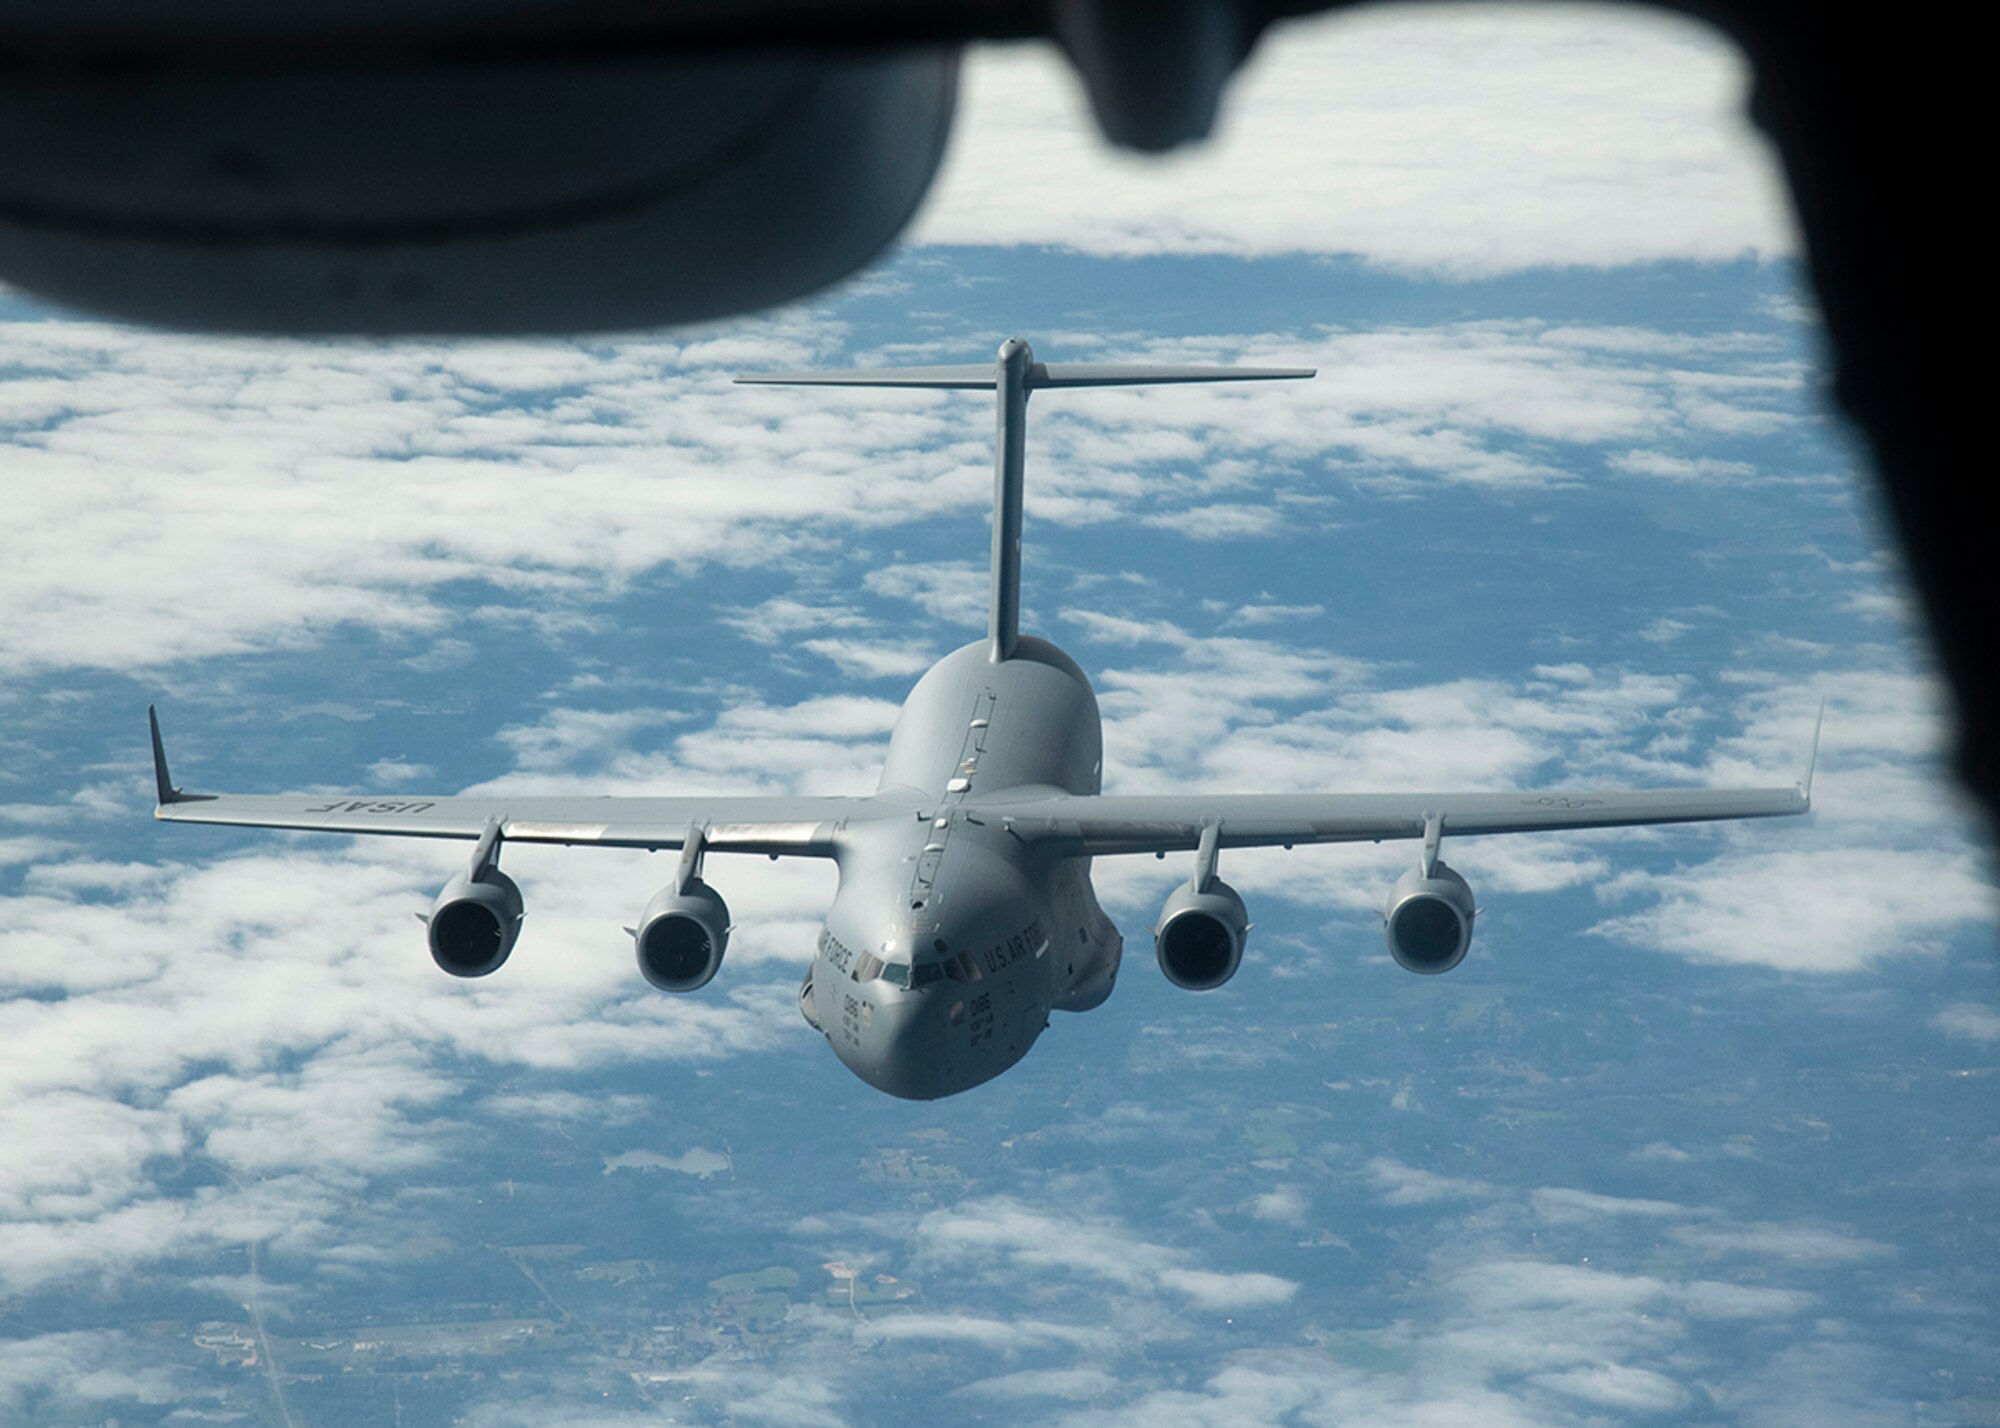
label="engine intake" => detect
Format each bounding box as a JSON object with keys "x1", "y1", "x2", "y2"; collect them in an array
[
  {"x1": 1154, "y1": 878, "x2": 1249, "y2": 990},
  {"x1": 427, "y1": 869, "x2": 523, "y2": 978},
  {"x1": 1384, "y1": 860, "x2": 1475, "y2": 974},
  {"x1": 636, "y1": 878, "x2": 730, "y2": 992}
]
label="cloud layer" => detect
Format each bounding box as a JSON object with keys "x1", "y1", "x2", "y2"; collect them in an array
[
  {"x1": 1, "y1": 134, "x2": 1990, "y2": 1422},
  {"x1": 919, "y1": 5, "x2": 1797, "y2": 272},
  {"x1": 2, "y1": 313, "x2": 1816, "y2": 677}
]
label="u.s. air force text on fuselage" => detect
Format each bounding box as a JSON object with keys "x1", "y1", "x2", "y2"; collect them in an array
[{"x1": 150, "y1": 339, "x2": 1814, "y2": 1099}]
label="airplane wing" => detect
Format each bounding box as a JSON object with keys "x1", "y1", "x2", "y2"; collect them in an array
[
  {"x1": 147, "y1": 708, "x2": 905, "y2": 857},
  {"x1": 972, "y1": 783, "x2": 1810, "y2": 855}
]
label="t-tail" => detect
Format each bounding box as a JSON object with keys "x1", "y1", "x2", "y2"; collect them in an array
[{"x1": 736, "y1": 338, "x2": 1314, "y2": 662}]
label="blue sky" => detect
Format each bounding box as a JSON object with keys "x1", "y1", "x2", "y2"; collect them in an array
[{"x1": 1, "y1": 6, "x2": 1994, "y2": 1424}]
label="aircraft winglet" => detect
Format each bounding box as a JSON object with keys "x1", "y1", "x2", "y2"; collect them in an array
[
  {"x1": 1803, "y1": 698, "x2": 1825, "y2": 805},
  {"x1": 148, "y1": 705, "x2": 180, "y2": 806},
  {"x1": 148, "y1": 706, "x2": 214, "y2": 808}
]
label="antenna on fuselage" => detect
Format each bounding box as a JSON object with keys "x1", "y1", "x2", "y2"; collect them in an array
[{"x1": 735, "y1": 340, "x2": 1315, "y2": 662}]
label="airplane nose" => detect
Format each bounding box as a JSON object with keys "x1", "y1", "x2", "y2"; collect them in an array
[{"x1": 840, "y1": 990, "x2": 948, "y2": 1101}]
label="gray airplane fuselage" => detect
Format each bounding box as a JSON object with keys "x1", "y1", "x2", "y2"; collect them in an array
[{"x1": 809, "y1": 636, "x2": 1123, "y2": 1099}]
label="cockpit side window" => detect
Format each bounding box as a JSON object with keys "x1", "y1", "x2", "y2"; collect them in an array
[
  {"x1": 852, "y1": 952, "x2": 918, "y2": 988},
  {"x1": 944, "y1": 952, "x2": 983, "y2": 983}
]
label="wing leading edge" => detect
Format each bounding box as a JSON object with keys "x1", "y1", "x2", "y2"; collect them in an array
[
  {"x1": 148, "y1": 708, "x2": 907, "y2": 856},
  {"x1": 150, "y1": 708, "x2": 1810, "y2": 858},
  {"x1": 976, "y1": 784, "x2": 1810, "y2": 856}
]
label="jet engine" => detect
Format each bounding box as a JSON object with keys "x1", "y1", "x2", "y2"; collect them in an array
[
  {"x1": 1154, "y1": 878, "x2": 1249, "y2": 991},
  {"x1": 426, "y1": 868, "x2": 523, "y2": 978},
  {"x1": 635, "y1": 878, "x2": 731, "y2": 992},
  {"x1": 1384, "y1": 860, "x2": 1476, "y2": 974}
]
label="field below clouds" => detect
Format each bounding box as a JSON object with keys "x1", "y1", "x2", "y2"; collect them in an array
[{"x1": 1, "y1": 242, "x2": 1995, "y2": 1426}]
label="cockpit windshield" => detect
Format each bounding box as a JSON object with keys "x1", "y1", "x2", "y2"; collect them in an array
[
  {"x1": 847, "y1": 945, "x2": 1012, "y2": 987},
  {"x1": 848, "y1": 953, "x2": 946, "y2": 990}
]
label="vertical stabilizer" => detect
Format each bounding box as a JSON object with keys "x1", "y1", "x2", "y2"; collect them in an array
[
  {"x1": 735, "y1": 342, "x2": 1314, "y2": 664},
  {"x1": 990, "y1": 338, "x2": 1033, "y2": 662}
]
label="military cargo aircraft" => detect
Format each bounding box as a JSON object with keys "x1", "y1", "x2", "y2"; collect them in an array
[{"x1": 149, "y1": 338, "x2": 1814, "y2": 1099}]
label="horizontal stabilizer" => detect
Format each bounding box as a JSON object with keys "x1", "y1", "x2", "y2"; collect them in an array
[
  {"x1": 735, "y1": 362, "x2": 1314, "y2": 390},
  {"x1": 736, "y1": 364, "x2": 997, "y2": 389},
  {"x1": 737, "y1": 339, "x2": 1314, "y2": 667},
  {"x1": 1033, "y1": 363, "x2": 1315, "y2": 388}
]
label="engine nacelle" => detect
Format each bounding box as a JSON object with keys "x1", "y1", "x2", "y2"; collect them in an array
[
  {"x1": 1384, "y1": 860, "x2": 1476, "y2": 974},
  {"x1": 426, "y1": 869, "x2": 523, "y2": 978},
  {"x1": 635, "y1": 879, "x2": 731, "y2": 992},
  {"x1": 1154, "y1": 879, "x2": 1249, "y2": 991}
]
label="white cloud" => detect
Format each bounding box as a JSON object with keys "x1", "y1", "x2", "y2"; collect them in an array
[
  {"x1": 482, "y1": 693, "x2": 898, "y2": 798},
  {"x1": 1023, "y1": 1246, "x2": 1821, "y2": 1428},
  {"x1": 1249, "y1": 1183, "x2": 1309, "y2": 1225},
  {"x1": 0, "y1": 1331, "x2": 186, "y2": 1419},
  {"x1": 914, "y1": 1194, "x2": 1299, "y2": 1313},
  {"x1": 800, "y1": 636, "x2": 938, "y2": 679},
  {"x1": 1365, "y1": 1155, "x2": 1489, "y2": 1205},
  {"x1": 481, "y1": 1089, "x2": 654, "y2": 1125},
  {"x1": 863, "y1": 560, "x2": 990, "y2": 629},
  {"x1": 1931, "y1": 1001, "x2": 2000, "y2": 1042},
  {"x1": 919, "y1": 5, "x2": 1796, "y2": 273},
  {"x1": 1076, "y1": 629, "x2": 1904, "y2": 931},
  {"x1": 1528, "y1": 1361, "x2": 1688, "y2": 1414},
  {"x1": 1711, "y1": 1336, "x2": 1914, "y2": 1428},
  {"x1": 167, "y1": 1041, "x2": 459, "y2": 1180},
  {"x1": 0, "y1": 317, "x2": 988, "y2": 676},
  {"x1": 1141, "y1": 502, "x2": 1285, "y2": 539},
  {"x1": 1227, "y1": 601, "x2": 1324, "y2": 627},
  {"x1": 1591, "y1": 847, "x2": 1994, "y2": 972},
  {"x1": 0, "y1": 1094, "x2": 186, "y2": 1220},
  {"x1": 0, "y1": 313, "x2": 1816, "y2": 679},
  {"x1": 1530, "y1": 1187, "x2": 1689, "y2": 1226},
  {"x1": 0, "y1": 834, "x2": 825, "y2": 1292},
  {"x1": 1448, "y1": 1256, "x2": 1811, "y2": 1320},
  {"x1": 0, "y1": 835, "x2": 67, "y2": 867},
  {"x1": 1156, "y1": 1267, "x2": 1300, "y2": 1310},
  {"x1": 1839, "y1": 588, "x2": 1910, "y2": 624},
  {"x1": 1611, "y1": 449, "x2": 1760, "y2": 482},
  {"x1": 463, "y1": 1402, "x2": 693, "y2": 1428},
  {"x1": 1670, "y1": 1221, "x2": 1896, "y2": 1266},
  {"x1": 365, "y1": 757, "x2": 434, "y2": 784},
  {"x1": 867, "y1": 1313, "x2": 1117, "y2": 1352},
  {"x1": 724, "y1": 595, "x2": 869, "y2": 646},
  {"x1": 958, "y1": 1367, "x2": 1119, "y2": 1401}
]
